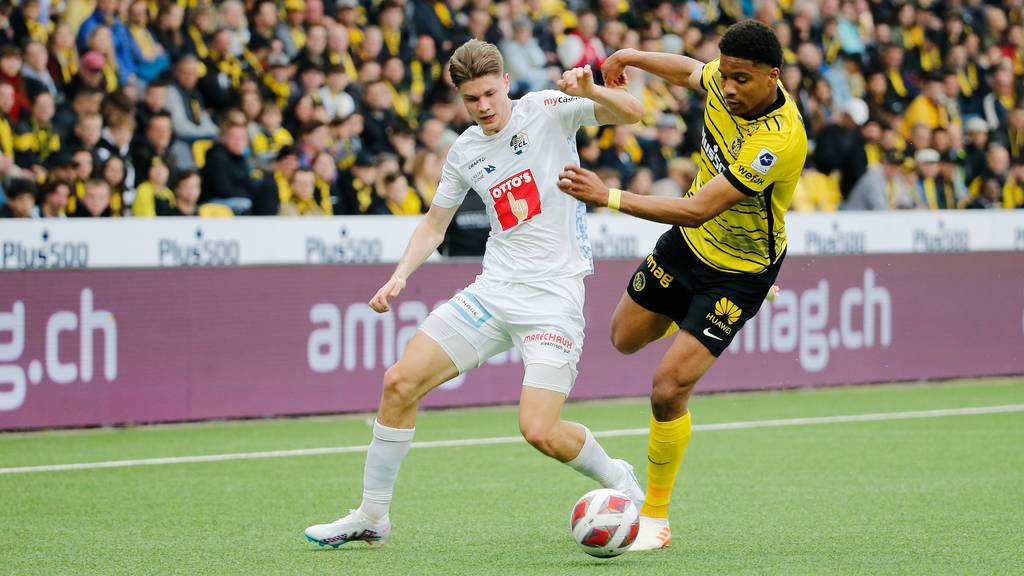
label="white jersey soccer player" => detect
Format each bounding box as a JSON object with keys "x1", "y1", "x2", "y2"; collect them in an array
[{"x1": 305, "y1": 40, "x2": 646, "y2": 548}]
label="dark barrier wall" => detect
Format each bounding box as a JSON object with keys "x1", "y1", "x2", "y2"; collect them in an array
[{"x1": 1, "y1": 253, "x2": 1023, "y2": 429}]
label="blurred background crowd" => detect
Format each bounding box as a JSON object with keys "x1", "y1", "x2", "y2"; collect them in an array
[{"x1": 0, "y1": 0, "x2": 1023, "y2": 225}]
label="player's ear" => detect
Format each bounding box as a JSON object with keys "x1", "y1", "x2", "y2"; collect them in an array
[{"x1": 503, "y1": 73, "x2": 510, "y2": 93}]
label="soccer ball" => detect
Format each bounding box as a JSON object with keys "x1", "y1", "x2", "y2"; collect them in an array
[{"x1": 569, "y1": 488, "x2": 640, "y2": 558}]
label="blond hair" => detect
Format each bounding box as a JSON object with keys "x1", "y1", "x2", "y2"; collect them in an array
[{"x1": 449, "y1": 39, "x2": 504, "y2": 87}]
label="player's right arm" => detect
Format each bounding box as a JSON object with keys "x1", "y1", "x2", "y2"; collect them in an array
[
  {"x1": 369, "y1": 202, "x2": 458, "y2": 313},
  {"x1": 601, "y1": 48, "x2": 705, "y2": 93}
]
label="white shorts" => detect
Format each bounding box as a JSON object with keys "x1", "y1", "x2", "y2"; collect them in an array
[{"x1": 420, "y1": 275, "x2": 586, "y2": 395}]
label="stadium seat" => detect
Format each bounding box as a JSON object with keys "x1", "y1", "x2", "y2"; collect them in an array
[
  {"x1": 198, "y1": 203, "x2": 235, "y2": 218},
  {"x1": 192, "y1": 140, "x2": 215, "y2": 168}
]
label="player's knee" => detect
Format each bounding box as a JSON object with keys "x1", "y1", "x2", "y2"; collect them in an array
[
  {"x1": 609, "y1": 328, "x2": 644, "y2": 355},
  {"x1": 519, "y1": 422, "x2": 557, "y2": 456},
  {"x1": 650, "y1": 369, "x2": 696, "y2": 414},
  {"x1": 381, "y1": 364, "x2": 420, "y2": 408}
]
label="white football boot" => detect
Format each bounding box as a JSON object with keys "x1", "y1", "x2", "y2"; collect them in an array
[
  {"x1": 304, "y1": 509, "x2": 390, "y2": 548},
  {"x1": 628, "y1": 515, "x2": 671, "y2": 551},
  {"x1": 612, "y1": 459, "x2": 645, "y2": 510}
]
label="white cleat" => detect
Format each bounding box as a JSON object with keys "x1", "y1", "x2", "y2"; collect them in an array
[
  {"x1": 612, "y1": 459, "x2": 645, "y2": 510},
  {"x1": 628, "y1": 516, "x2": 671, "y2": 551},
  {"x1": 304, "y1": 509, "x2": 390, "y2": 549}
]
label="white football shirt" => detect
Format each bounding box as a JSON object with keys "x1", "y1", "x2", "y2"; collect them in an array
[{"x1": 433, "y1": 90, "x2": 598, "y2": 282}]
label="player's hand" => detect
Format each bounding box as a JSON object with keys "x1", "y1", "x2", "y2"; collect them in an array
[
  {"x1": 557, "y1": 165, "x2": 611, "y2": 207},
  {"x1": 369, "y1": 276, "x2": 406, "y2": 313},
  {"x1": 506, "y1": 190, "x2": 529, "y2": 222},
  {"x1": 601, "y1": 49, "x2": 634, "y2": 88},
  {"x1": 558, "y1": 65, "x2": 596, "y2": 98}
]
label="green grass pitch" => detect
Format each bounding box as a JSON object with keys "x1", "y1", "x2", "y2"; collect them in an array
[{"x1": 1, "y1": 377, "x2": 1022, "y2": 575}]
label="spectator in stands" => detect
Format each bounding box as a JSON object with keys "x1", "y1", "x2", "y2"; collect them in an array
[
  {"x1": 200, "y1": 119, "x2": 259, "y2": 214},
  {"x1": 133, "y1": 158, "x2": 173, "y2": 217},
  {"x1": 964, "y1": 177, "x2": 1004, "y2": 210},
  {"x1": 126, "y1": 0, "x2": 169, "y2": 84},
  {"x1": 70, "y1": 179, "x2": 113, "y2": 217},
  {"x1": 642, "y1": 115, "x2": 685, "y2": 182},
  {"x1": 815, "y1": 98, "x2": 870, "y2": 205},
  {"x1": 558, "y1": 11, "x2": 605, "y2": 82},
  {"x1": 0, "y1": 177, "x2": 36, "y2": 218},
  {"x1": 916, "y1": 148, "x2": 958, "y2": 210},
  {"x1": 14, "y1": 90, "x2": 59, "y2": 172},
  {"x1": 380, "y1": 170, "x2": 424, "y2": 215},
  {"x1": 502, "y1": 17, "x2": 554, "y2": 93},
  {"x1": 166, "y1": 56, "x2": 218, "y2": 142},
  {"x1": 37, "y1": 179, "x2": 70, "y2": 218},
  {"x1": 279, "y1": 168, "x2": 327, "y2": 216},
  {"x1": 22, "y1": 41, "x2": 57, "y2": 100},
  {"x1": 158, "y1": 170, "x2": 201, "y2": 216}
]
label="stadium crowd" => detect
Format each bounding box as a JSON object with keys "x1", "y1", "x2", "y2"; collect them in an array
[{"x1": 0, "y1": 0, "x2": 1023, "y2": 220}]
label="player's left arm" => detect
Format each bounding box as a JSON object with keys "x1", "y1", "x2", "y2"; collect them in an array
[
  {"x1": 558, "y1": 65, "x2": 642, "y2": 125},
  {"x1": 557, "y1": 166, "x2": 746, "y2": 227}
]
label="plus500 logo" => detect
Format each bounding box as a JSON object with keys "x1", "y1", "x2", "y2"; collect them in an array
[{"x1": 0, "y1": 289, "x2": 117, "y2": 411}]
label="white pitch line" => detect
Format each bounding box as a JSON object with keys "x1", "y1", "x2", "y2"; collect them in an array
[{"x1": 2, "y1": 404, "x2": 1022, "y2": 476}]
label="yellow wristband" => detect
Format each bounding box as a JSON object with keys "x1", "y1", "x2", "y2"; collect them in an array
[{"x1": 607, "y1": 188, "x2": 622, "y2": 211}]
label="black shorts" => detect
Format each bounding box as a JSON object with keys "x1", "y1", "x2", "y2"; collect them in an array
[{"x1": 625, "y1": 226, "x2": 784, "y2": 356}]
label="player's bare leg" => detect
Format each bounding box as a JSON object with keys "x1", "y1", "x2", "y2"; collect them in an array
[
  {"x1": 608, "y1": 293, "x2": 676, "y2": 355},
  {"x1": 304, "y1": 330, "x2": 459, "y2": 548},
  {"x1": 518, "y1": 371, "x2": 644, "y2": 505},
  {"x1": 630, "y1": 330, "x2": 716, "y2": 551}
]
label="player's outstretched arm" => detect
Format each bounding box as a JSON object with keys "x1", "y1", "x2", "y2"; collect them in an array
[
  {"x1": 558, "y1": 64, "x2": 643, "y2": 125},
  {"x1": 557, "y1": 165, "x2": 745, "y2": 228},
  {"x1": 368, "y1": 203, "x2": 458, "y2": 313},
  {"x1": 602, "y1": 48, "x2": 705, "y2": 93}
]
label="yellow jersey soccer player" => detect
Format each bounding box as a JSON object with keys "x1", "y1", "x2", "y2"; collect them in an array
[{"x1": 557, "y1": 20, "x2": 807, "y2": 550}]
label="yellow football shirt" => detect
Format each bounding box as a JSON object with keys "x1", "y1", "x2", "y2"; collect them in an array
[{"x1": 683, "y1": 58, "x2": 807, "y2": 274}]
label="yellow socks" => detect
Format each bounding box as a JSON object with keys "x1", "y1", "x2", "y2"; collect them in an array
[{"x1": 640, "y1": 412, "x2": 692, "y2": 518}]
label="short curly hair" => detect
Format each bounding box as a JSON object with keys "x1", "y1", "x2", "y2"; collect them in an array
[{"x1": 719, "y1": 20, "x2": 783, "y2": 69}]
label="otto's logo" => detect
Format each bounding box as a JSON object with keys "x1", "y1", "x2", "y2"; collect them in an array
[
  {"x1": 632, "y1": 271, "x2": 646, "y2": 292},
  {"x1": 706, "y1": 297, "x2": 741, "y2": 335},
  {"x1": 510, "y1": 132, "x2": 529, "y2": 155},
  {"x1": 543, "y1": 96, "x2": 578, "y2": 106},
  {"x1": 489, "y1": 169, "x2": 541, "y2": 230},
  {"x1": 0, "y1": 289, "x2": 118, "y2": 412}
]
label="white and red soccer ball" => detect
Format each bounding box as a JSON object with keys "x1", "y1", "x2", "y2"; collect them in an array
[{"x1": 569, "y1": 488, "x2": 640, "y2": 558}]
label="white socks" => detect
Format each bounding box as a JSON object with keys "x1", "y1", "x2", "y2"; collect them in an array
[
  {"x1": 565, "y1": 425, "x2": 625, "y2": 488},
  {"x1": 359, "y1": 420, "x2": 415, "y2": 521}
]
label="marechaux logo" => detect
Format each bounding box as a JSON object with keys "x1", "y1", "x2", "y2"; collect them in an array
[
  {"x1": 307, "y1": 300, "x2": 519, "y2": 391},
  {"x1": 306, "y1": 226, "x2": 383, "y2": 264},
  {"x1": 805, "y1": 222, "x2": 867, "y2": 255},
  {"x1": 726, "y1": 268, "x2": 893, "y2": 373},
  {"x1": 0, "y1": 289, "x2": 118, "y2": 412},
  {"x1": 911, "y1": 221, "x2": 969, "y2": 252},
  {"x1": 158, "y1": 227, "x2": 241, "y2": 267},
  {"x1": 1, "y1": 228, "x2": 89, "y2": 270}
]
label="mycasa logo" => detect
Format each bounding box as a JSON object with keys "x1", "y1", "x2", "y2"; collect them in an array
[
  {"x1": 489, "y1": 169, "x2": 541, "y2": 231},
  {"x1": 0, "y1": 289, "x2": 118, "y2": 411}
]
